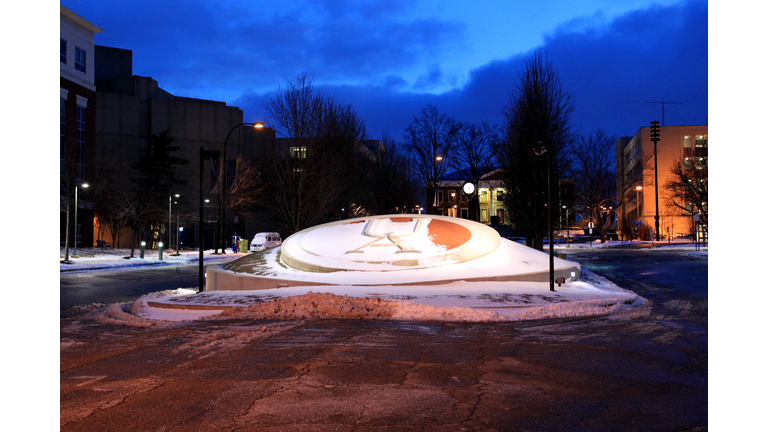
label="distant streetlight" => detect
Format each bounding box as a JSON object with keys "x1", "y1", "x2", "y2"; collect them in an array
[
  {"x1": 169, "y1": 193, "x2": 180, "y2": 254},
  {"x1": 433, "y1": 155, "x2": 443, "y2": 215},
  {"x1": 635, "y1": 185, "x2": 643, "y2": 240},
  {"x1": 171, "y1": 195, "x2": 181, "y2": 256},
  {"x1": 71, "y1": 182, "x2": 89, "y2": 259},
  {"x1": 533, "y1": 141, "x2": 555, "y2": 292},
  {"x1": 563, "y1": 205, "x2": 570, "y2": 248}
]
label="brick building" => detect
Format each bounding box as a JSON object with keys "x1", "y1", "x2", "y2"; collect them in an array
[{"x1": 615, "y1": 125, "x2": 708, "y2": 240}]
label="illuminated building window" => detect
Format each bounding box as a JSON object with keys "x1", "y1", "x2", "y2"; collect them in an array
[
  {"x1": 683, "y1": 136, "x2": 692, "y2": 148},
  {"x1": 695, "y1": 135, "x2": 708, "y2": 148},
  {"x1": 479, "y1": 190, "x2": 488, "y2": 204},
  {"x1": 290, "y1": 146, "x2": 307, "y2": 158}
]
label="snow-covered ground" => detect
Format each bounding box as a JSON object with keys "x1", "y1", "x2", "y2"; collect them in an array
[
  {"x1": 62, "y1": 240, "x2": 706, "y2": 324},
  {"x1": 60, "y1": 247, "x2": 248, "y2": 273}
]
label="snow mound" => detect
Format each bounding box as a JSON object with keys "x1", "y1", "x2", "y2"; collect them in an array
[
  {"x1": 94, "y1": 303, "x2": 159, "y2": 327},
  {"x1": 219, "y1": 291, "x2": 397, "y2": 320}
]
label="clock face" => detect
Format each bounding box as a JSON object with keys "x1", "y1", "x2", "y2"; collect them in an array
[{"x1": 463, "y1": 182, "x2": 475, "y2": 194}]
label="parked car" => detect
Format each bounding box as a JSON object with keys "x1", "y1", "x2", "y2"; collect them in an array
[{"x1": 249, "y1": 232, "x2": 282, "y2": 252}]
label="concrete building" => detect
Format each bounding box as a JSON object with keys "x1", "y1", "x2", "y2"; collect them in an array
[
  {"x1": 435, "y1": 169, "x2": 507, "y2": 224},
  {"x1": 60, "y1": 5, "x2": 103, "y2": 249},
  {"x1": 93, "y1": 45, "x2": 274, "y2": 249},
  {"x1": 615, "y1": 124, "x2": 708, "y2": 240}
]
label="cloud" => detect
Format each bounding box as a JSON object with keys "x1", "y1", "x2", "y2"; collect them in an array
[
  {"x1": 67, "y1": 0, "x2": 706, "y2": 142},
  {"x1": 239, "y1": 0, "x2": 707, "y2": 141},
  {"x1": 65, "y1": 0, "x2": 465, "y2": 99}
]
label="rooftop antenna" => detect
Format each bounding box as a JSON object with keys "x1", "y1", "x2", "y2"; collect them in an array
[{"x1": 644, "y1": 97, "x2": 682, "y2": 126}]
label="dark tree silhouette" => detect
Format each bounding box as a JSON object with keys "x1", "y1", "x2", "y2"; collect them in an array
[
  {"x1": 404, "y1": 105, "x2": 459, "y2": 215},
  {"x1": 497, "y1": 51, "x2": 574, "y2": 250}
]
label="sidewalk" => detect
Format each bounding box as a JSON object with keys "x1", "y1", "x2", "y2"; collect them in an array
[{"x1": 60, "y1": 247, "x2": 247, "y2": 273}]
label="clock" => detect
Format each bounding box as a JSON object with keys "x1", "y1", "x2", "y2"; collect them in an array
[{"x1": 462, "y1": 182, "x2": 475, "y2": 195}]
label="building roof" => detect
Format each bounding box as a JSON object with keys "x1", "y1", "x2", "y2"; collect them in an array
[{"x1": 60, "y1": 5, "x2": 104, "y2": 34}]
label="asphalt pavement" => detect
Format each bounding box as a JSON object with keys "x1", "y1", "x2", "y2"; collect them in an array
[{"x1": 59, "y1": 246, "x2": 709, "y2": 431}]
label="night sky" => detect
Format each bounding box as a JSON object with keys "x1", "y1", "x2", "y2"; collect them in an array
[{"x1": 61, "y1": 0, "x2": 708, "y2": 141}]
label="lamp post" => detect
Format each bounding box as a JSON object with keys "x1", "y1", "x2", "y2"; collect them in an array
[
  {"x1": 433, "y1": 155, "x2": 443, "y2": 215},
  {"x1": 563, "y1": 205, "x2": 569, "y2": 248},
  {"x1": 635, "y1": 185, "x2": 643, "y2": 240},
  {"x1": 217, "y1": 122, "x2": 264, "y2": 253},
  {"x1": 200, "y1": 147, "x2": 221, "y2": 292},
  {"x1": 533, "y1": 141, "x2": 555, "y2": 292},
  {"x1": 650, "y1": 121, "x2": 661, "y2": 241},
  {"x1": 71, "y1": 182, "x2": 89, "y2": 258},
  {"x1": 169, "y1": 193, "x2": 179, "y2": 254}
]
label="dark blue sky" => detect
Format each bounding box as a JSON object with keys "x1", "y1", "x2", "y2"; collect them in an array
[{"x1": 62, "y1": 0, "x2": 707, "y2": 141}]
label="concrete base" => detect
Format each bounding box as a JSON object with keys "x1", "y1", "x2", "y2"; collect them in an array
[{"x1": 205, "y1": 264, "x2": 581, "y2": 291}]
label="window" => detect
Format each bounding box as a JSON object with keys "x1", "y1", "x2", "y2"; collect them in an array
[
  {"x1": 683, "y1": 157, "x2": 693, "y2": 170},
  {"x1": 290, "y1": 146, "x2": 306, "y2": 158},
  {"x1": 61, "y1": 39, "x2": 67, "y2": 64},
  {"x1": 695, "y1": 135, "x2": 708, "y2": 148},
  {"x1": 75, "y1": 47, "x2": 86, "y2": 73},
  {"x1": 449, "y1": 190, "x2": 456, "y2": 202},
  {"x1": 683, "y1": 136, "x2": 691, "y2": 148},
  {"x1": 76, "y1": 105, "x2": 86, "y2": 182},
  {"x1": 695, "y1": 157, "x2": 707, "y2": 170},
  {"x1": 496, "y1": 189, "x2": 505, "y2": 202},
  {"x1": 479, "y1": 190, "x2": 488, "y2": 204},
  {"x1": 481, "y1": 208, "x2": 489, "y2": 223}
]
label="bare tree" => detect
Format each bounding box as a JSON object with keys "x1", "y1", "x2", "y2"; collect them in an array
[
  {"x1": 404, "y1": 105, "x2": 459, "y2": 215},
  {"x1": 263, "y1": 74, "x2": 369, "y2": 234},
  {"x1": 209, "y1": 153, "x2": 266, "y2": 252},
  {"x1": 664, "y1": 152, "x2": 708, "y2": 237},
  {"x1": 371, "y1": 132, "x2": 420, "y2": 215},
  {"x1": 571, "y1": 129, "x2": 617, "y2": 242},
  {"x1": 449, "y1": 121, "x2": 498, "y2": 220},
  {"x1": 497, "y1": 51, "x2": 574, "y2": 250}
]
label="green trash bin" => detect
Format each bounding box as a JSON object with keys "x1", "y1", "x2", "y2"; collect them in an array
[{"x1": 239, "y1": 239, "x2": 249, "y2": 253}]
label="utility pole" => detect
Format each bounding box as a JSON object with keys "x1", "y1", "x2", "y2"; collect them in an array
[{"x1": 650, "y1": 121, "x2": 661, "y2": 242}]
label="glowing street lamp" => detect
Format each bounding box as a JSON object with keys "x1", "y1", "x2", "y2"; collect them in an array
[
  {"x1": 217, "y1": 122, "x2": 263, "y2": 252},
  {"x1": 71, "y1": 182, "x2": 89, "y2": 258}
]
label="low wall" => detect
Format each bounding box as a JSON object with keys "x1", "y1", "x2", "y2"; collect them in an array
[{"x1": 205, "y1": 265, "x2": 581, "y2": 292}]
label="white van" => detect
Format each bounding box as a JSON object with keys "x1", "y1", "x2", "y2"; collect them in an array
[{"x1": 249, "y1": 232, "x2": 282, "y2": 252}]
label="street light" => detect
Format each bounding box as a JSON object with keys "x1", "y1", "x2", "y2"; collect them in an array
[
  {"x1": 171, "y1": 195, "x2": 181, "y2": 256},
  {"x1": 433, "y1": 155, "x2": 443, "y2": 215},
  {"x1": 71, "y1": 182, "x2": 89, "y2": 258},
  {"x1": 533, "y1": 141, "x2": 555, "y2": 292},
  {"x1": 200, "y1": 147, "x2": 221, "y2": 292},
  {"x1": 169, "y1": 193, "x2": 180, "y2": 254},
  {"x1": 635, "y1": 185, "x2": 643, "y2": 240},
  {"x1": 217, "y1": 122, "x2": 263, "y2": 252}
]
